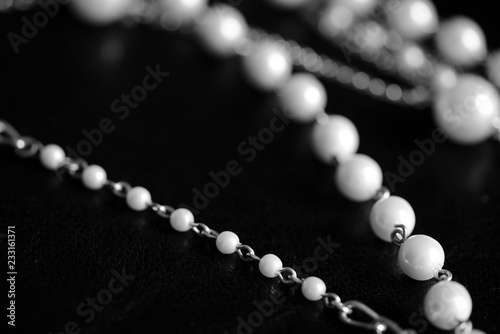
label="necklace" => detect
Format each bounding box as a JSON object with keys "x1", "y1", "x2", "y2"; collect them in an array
[{"x1": 1, "y1": 0, "x2": 498, "y2": 333}]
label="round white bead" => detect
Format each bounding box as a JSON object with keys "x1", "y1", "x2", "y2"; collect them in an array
[
  {"x1": 370, "y1": 196, "x2": 416, "y2": 242},
  {"x1": 195, "y1": 4, "x2": 248, "y2": 57},
  {"x1": 433, "y1": 74, "x2": 500, "y2": 144},
  {"x1": 265, "y1": 0, "x2": 308, "y2": 10},
  {"x1": 311, "y1": 115, "x2": 359, "y2": 164},
  {"x1": 279, "y1": 73, "x2": 327, "y2": 123},
  {"x1": 242, "y1": 40, "x2": 292, "y2": 91},
  {"x1": 319, "y1": 3, "x2": 354, "y2": 37},
  {"x1": 126, "y1": 186, "x2": 152, "y2": 211},
  {"x1": 471, "y1": 330, "x2": 486, "y2": 334},
  {"x1": 82, "y1": 165, "x2": 107, "y2": 190},
  {"x1": 398, "y1": 235, "x2": 445, "y2": 281},
  {"x1": 216, "y1": 231, "x2": 240, "y2": 254},
  {"x1": 70, "y1": 0, "x2": 132, "y2": 25},
  {"x1": 169, "y1": 208, "x2": 195, "y2": 232},
  {"x1": 160, "y1": 0, "x2": 207, "y2": 23},
  {"x1": 396, "y1": 43, "x2": 426, "y2": 74},
  {"x1": 435, "y1": 16, "x2": 487, "y2": 67},
  {"x1": 258, "y1": 254, "x2": 283, "y2": 278},
  {"x1": 335, "y1": 154, "x2": 383, "y2": 202},
  {"x1": 487, "y1": 50, "x2": 500, "y2": 88},
  {"x1": 432, "y1": 64, "x2": 457, "y2": 92},
  {"x1": 40, "y1": 144, "x2": 66, "y2": 170},
  {"x1": 390, "y1": 0, "x2": 438, "y2": 40},
  {"x1": 301, "y1": 276, "x2": 326, "y2": 301},
  {"x1": 335, "y1": 0, "x2": 378, "y2": 17},
  {"x1": 424, "y1": 281, "x2": 473, "y2": 330}
]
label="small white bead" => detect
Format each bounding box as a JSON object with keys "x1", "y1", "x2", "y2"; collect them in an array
[
  {"x1": 311, "y1": 115, "x2": 359, "y2": 164},
  {"x1": 40, "y1": 144, "x2": 66, "y2": 170},
  {"x1": 216, "y1": 231, "x2": 240, "y2": 254},
  {"x1": 396, "y1": 43, "x2": 426, "y2": 74},
  {"x1": 433, "y1": 74, "x2": 500, "y2": 144},
  {"x1": 82, "y1": 165, "x2": 107, "y2": 190},
  {"x1": 435, "y1": 16, "x2": 487, "y2": 67},
  {"x1": 432, "y1": 64, "x2": 457, "y2": 92},
  {"x1": 301, "y1": 276, "x2": 326, "y2": 301},
  {"x1": 169, "y1": 208, "x2": 194, "y2": 232},
  {"x1": 390, "y1": 0, "x2": 438, "y2": 40},
  {"x1": 160, "y1": 0, "x2": 207, "y2": 24},
  {"x1": 265, "y1": 0, "x2": 308, "y2": 10},
  {"x1": 242, "y1": 40, "x2": 292, "y2": 91},
  {"x1": 398, "y1": 235, "x2": 445, "y2": 281},
  {"x1": 126, "y1": 186, "x2": 152, "y2": 211},
  {"x1": 487, "y1": 50, "x2": 500, "y2": 88},
  {"x1": 335, "y1": 154, "x2": 383, "y2": 202},
  {"x1": 195, "y1": 4, "x2": 248, "y2": 57},
  {"x1": 424, "y1": 281, "x2": 473, "y2": 330},
  {"x1": 370, "y1": 196, "x2": 416, "y2": 242},
  {"x1": 279, "y1": 73, "x2": 327, "y2": 123},
  {"x1": 70, "y1": 0, "x2": 132, "y2": 25},
  {"x1": 334, "y1": 0, "x2": 378, "y2": 17},
  {"x1": 319, "y1": 4, "x2": 354, "y2": 37},
  {"x1": 258, "y1": 254, "x2": 283, "y2": 278}
]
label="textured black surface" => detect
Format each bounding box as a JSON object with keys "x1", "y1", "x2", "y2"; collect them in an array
[{"x1": 1, "y1": 1, "x2": 500, "y2": 334}]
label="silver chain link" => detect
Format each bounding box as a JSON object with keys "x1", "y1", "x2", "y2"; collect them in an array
[
  {"x1": 277, "y1": 267, "x2": 303, "y2": 284},
  {"x1": 235, "y1": 244, "x2": 261, "y2": 261},
  {"x1": 434, "y1": 268, "x2": 453, "y2": 282},
  {"x1": 390, "y1": 224, "x2": 407, "y2": 246},
  {"x1": 192, "y1": 222, "x2": 219, "y2": 239}
]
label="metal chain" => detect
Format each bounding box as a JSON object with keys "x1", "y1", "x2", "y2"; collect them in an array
[
  {"x1": 192, "y1": 222, "x2": 219, "y2": 239},
  {"x1": 373, "y1": 186, "x2": 391, "y2": 201},
  {"x1": 434, "y1": 268, "x2": 453, "y2": 282},
  {"x1": 61, "y1": 157, "x2": 89, "y2": 179},
  {"x1": 277, "y1": 267, "x2": 303, "y2": 284},
  {"x1": 235, "y1": 244, "x2": 261, "y2": 261},
  {"x1": 106, "y1": 180, "x2": 132, "y2": 198},
  {"x1": 390, "y1": 224, "x2": 407, "y2": 246}
]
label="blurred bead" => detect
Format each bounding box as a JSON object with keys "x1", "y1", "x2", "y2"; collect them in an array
[
  {"x1": 398, "y1": 235, "x2": 445, "y2": 281},
  {"x1": 487, "y1": 50, "x2": 500, "y2": 88},
  {"x1": 335, "y1": 154, "x2": 383, "y2": 202},
  {"x1": 424, "y1": 281, "x2": 473, "y2": 330},
  {"x1": 82, "y1": 165, "x2": 107, "y2": 190},
  {"x1": 319, "y1": 3, "x2": 354, "y2": 37},
  {"x1": 433, "y1": 74, "x2": 500, "y2": 144},
  {"x1": 242, "y1": 40, "x2": 292, "y2": 91},
  {"x1": 354, "y1": 21, "x2": 387, "y2": 52},
  {"x1": 435, "y1": 17, "x2": 487, "y2": 67},
  {"x1": 311, "y1": 115, "x2": 359, "y2": 164},
  {"x1": 259, "y1": 254, "x2": 283, "y2": 278},
  {"x1": 265, "y1": 0, "x2": 308, "y2": 10},
  {"x1": 390, "y1": 0, "x2": 438, "y2": 40},
  {"x1": 170, "y1": 208, "x2": 194, "y2": 232},
  {"x1": 279, "y1": 73, "x2": 327, "y2": 122},
  {"x1": 432, "y1": 64, "x2": 457, "y2": 92},
  {"x1": 196, "y1": 4, "x2": 248, "y2": 57},
  {"x1": 126, "y1": 186, "x2": 152, "y2": 211},
  {"x1": 396, "y1": 43, "x2": 426, "y2": 74},
  {"x1": 40, "y1": 144, "x2": 65, "y2": 170},
  {"x1": 334, "y1": 0, "x2": 378, "y2": 17},
  {"x1": 160, "y1": 0, "x2": 208, "y2": 23},
  {"x1": 301, "y1": 276, "x2": 326, "y2": 301},
  {"x1": 216, "y1": 231, "x2": 240, "y2": 254},
  {"x1": 471, "y1": 330, "x2": 486, "y2": 334},
  {"x1": 71, "y1": 0, "x2": 132, "y2": 25},
  {"x1": 370, "y1": 196, "x2": 416, "y2": 242}
]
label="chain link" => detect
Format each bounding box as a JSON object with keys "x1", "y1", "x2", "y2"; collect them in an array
[
  {"x1": 61, "y1": 157, "x2": 88, "y2": 178},
  {"x1": 14, "y1": 136, "x2": 43, "y2": 158},
  {"x1": 373, "y1": 186, "x2": 391, "y2": 201},
  {"x1": 454, "y1": 321, "x2": 473, "y2": 334},
  {"x1": 235, "y1": 244, "x2": 261, "y2": 261},
  {"x1": 192, "y1": 222, "x2": 219, "y2": 239},
  {"x1": 106, "y1": 180, "x2": 132, "y2": 198},
  {"x1": 277, "y1": 267, "x2": 303, "y2": 284},
  {"x1": 434, "y1": 268, "x2": 453, "y2": 282},
  {"x1": 390, "y1": 224, "x2": 407, "y2": 246},
  {"x1": 151, "y1": 202, "x2": 175, "y2": 218}
]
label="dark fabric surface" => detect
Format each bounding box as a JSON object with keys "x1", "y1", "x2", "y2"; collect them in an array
[{"x1": 1, "y1": 1, "x2": 499, "y2": 334}]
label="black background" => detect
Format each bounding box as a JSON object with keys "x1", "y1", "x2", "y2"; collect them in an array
[{"x1": 1, "y1": 1, "x2": 500, "y2": 333}]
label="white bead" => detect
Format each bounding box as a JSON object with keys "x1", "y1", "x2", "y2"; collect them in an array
[
  {"x1": 301, "y1": 276, "x2": 326, "y2": 301},
  {"x1": 216, "y1": 231, "x2": 240, "y2": 254},
  {"x1": 390, "y1": 0, "x2": 438, "y2": 40},
  {"x1": 169, "y1": 208, "x2": 194, "y2": 232},
  {"x1": 335, "y1": 154, "x2": 383, "y2": 202},
  {"x1": 334, "y1": 0, "x2": 378, "y2": 17},
  {"x1": 433, "y1": 74, "x2": 500, "y2": 144},
  {"x1": 311, "y1": 115, "x2": 359, "y2": 164},
  {"x1": 258, "y1": 254, "x2": 283, "y2": 278},
  {"x1": 396, "y1": 43, "x2": 426, "y2": 74},
  {"x1": 487, "y1": 50, "x2": 500, "y2": 88},
  {"x1": 435, "y1": 17, "x2": 487, "y2": 67},
  {"x1": 398, "y1": 235, "x2": 445, "y2": 281},
  {"x1": 432, "y1": 64, "x2": 457, "y2": 92},
  {"x1": 40, "y1": 144, "x2": 65, "y2": 170},
  {"x1": 370, "y1": 196, "x2": 416, "y2": 242},
  {"x1": 471, "y1": 330, "x2": 486, "y2": 334},
  {"x1": 353, "y1": 22, "x2": 387, "y2": 52},
  {"x1": 160, "y1": 0, "x2": 207, "y2": 23},
  {"x1": 195, "y1": 4, "x2": 248, "y2": 57},
  {"x1": 319, "y1": 4, "x2": 354, "y2": 37},
  {"x1": 265, "y1": 0, "x2": 308, "y2": 10},
  {"x1": 126, "y1": 186, "x2": 152, "y2": 211},
  {"x1": 242, "y1": 40, "x2": 292, "y2": 91},
  {"x1": 279, "y1": 73, "x2": 327, "y2": 123},
  {"x1": 82, "y1": 165, "x2": 107, "y2": 190},
  {"x1": 70, "y1": 0, "x2": 132, "y2": 25},
  {"x1": 424, "y1": 281, "x2": 473, "y2": 330}
]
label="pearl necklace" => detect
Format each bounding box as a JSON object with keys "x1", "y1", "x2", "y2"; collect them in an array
[{"x1": 1, "y1": 0, "x2": 497, "y2": 333}]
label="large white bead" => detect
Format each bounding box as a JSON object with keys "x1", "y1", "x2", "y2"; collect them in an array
[
  {"x1": 195, "y1": 4, "x2": 248, "y2": 57},
  {"x1": 435, "y1": 17, "x2": 487, "y2": 67},
  {"x1": 70, "y1": 0, "x2": 132, "y2": 25},
  {"x1": 311, "y1": 115, "x2": 359, "y2": 164},
  {"x1": 390, "y1": 0, "x2": 438, "y2": 40},
  {"x1": 398, "y1": 235, "x2": 445, "y2": 281},
  {"x1": 259, "y1": 254, "x2": 283, "y2": 278},
  {"x1": 424, "y1": 281, "x2": 473, "y2": 330},
  {"x1": 216, "y1": 231, "x2": 240, "y2": 254},
  {"x1": 82, "y1": 165, "x2": 107, "y2": 190},
  {"x1": 160, "y1": 0, "x2": 208, "y2": 23},
  {"x1": 487, "y1": 50, "x2": 500, "y2": 88},
  {"x1": 169, "y1": 208, "x2": 194, "y2": 232},
  {"x1": 265, "y1": 0, "x2": 308, "y2": 10},
  {"x1": 370, "y1": 196, "x2": 416, "y2": 242},
  {"x1": 301, "y1": 276, "x2": 326, "y2": 301},
  {"x1": 40, "y1": 144, "x2": 65, "y2": 170},
  {"x1": 433, "y1": 74, "x2": 500, "y2": 144},
  {"x1": 279, "y1": 73, "x2": 327, "y2": 122},
  {"x1": 334, "y1": 0, "x2": 378, "y2": 17},
  {"x1": 335, "y1": 154, "x2": 383, "y2": 202},
  {"x1": 126, "y1": 186, "x2": 152, "y2": 211},
  {"x1": 242, "y1": 40, "x2": 292, "y2": 91}
]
